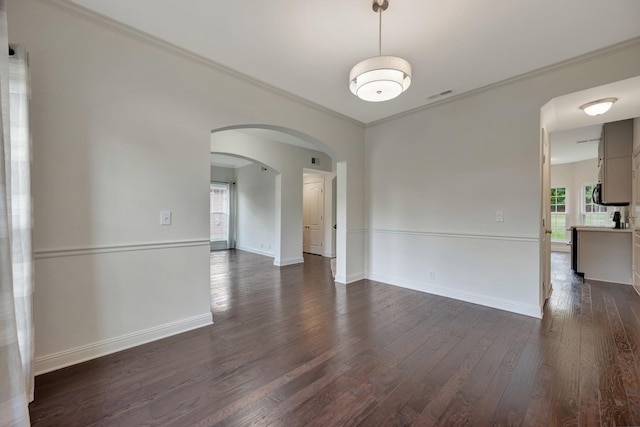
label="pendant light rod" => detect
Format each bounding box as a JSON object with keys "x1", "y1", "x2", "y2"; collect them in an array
[
  {"x1": 378, "y1": 3, "x2": 382, "y2": 56},
  {"x1": 373, "y1": 0, "x2": 388, "y2": 56}
]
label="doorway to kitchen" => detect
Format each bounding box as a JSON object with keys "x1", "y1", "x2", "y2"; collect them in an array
[{"x1": 540, "y1": 76, "x2": 640, "y2": 309}]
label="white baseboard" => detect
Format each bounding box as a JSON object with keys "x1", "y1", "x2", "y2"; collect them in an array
[
  {"x1": 583, "y1": 276, "x2": 632, "y2": 285},
  {"x1": 235, "y1": 245, "x2": 274, "y2": 258},
  {"x1": 367, "y1": 273, "x2": 541, "y2": 319},
  {"x1": 322, "y1": 251, "x2": 336, "y2": 258},
  {"x1": 347, "y1": 272, "x2": 365, "y2": 283},
  {"x1": 34, "y1": 313, "x2": 213, "y2": 375},
  {"x1": 274, "y1": 257, "x2": 304, "y2": 266},
  {"x1": 334, "y1": 272, "x2": 365, "y2": 285}
]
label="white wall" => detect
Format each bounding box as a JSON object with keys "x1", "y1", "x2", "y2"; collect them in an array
[
  {"x1": 365, "y1": 40, "x2": 640, "y2": 318},
  {"x1": 211, "y1": 166, "x2": 235, "y2": 183},
  {"x1": 236, "y1": 164, "x2": 276, "y2": 256},
  {"x1": 8, "y1": 0, "x2": 365, "y2": 374}
]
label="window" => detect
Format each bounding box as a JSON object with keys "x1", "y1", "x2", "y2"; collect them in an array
[
  {"x1": 210, "y1": 183, "x2": 230, "y2": 242},
  {"x1": 550, "y1": 187, "x2": 567, "y2": 242},
  {"x1": 582, "y1": 184, "x2": 608, "y2": 226}
]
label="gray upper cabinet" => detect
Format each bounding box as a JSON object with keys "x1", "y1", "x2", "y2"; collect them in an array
[{"x1": 598, "y1": 119, "x2": 633, "y2": 204}]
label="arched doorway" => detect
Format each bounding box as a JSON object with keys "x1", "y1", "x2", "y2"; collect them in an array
[{"x1": 210, "y1": 125, "x2": 348, "y2": 279}]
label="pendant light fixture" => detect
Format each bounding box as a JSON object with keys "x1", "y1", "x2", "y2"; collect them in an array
[{"x1": 349, "y1": 0, "x2": 412, "y2": 102}]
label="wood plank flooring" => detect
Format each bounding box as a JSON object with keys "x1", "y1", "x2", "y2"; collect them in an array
[{"x1": 28, "y1": 250, "x2": 640, "y2": 426}]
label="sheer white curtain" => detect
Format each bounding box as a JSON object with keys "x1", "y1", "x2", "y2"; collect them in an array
[
  {"x1": 0, "y1": 0, "x2": 34, "y2": 423},
  {"x1": 10, "y1": 47, "x2": 34, "y2": 402}
]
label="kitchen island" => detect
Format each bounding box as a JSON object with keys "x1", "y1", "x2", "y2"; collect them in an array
[{"x1": 573, "y1": 226, "x2": 632, "y2": 284}]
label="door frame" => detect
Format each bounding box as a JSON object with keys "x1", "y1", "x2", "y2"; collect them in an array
[
  {"x1": 303, "y1": 178, "x2": 325, "y2": 255},
  {"x1": 540, "y1": 128, "x2": 553, "y2": 309},
  {"x1": 632, "y1": 146, "x2": 640, "y2": 296}
]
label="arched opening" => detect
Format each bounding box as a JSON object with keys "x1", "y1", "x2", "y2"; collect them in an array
[{"x1": 210, "y1": 125, "x2": 348, "y2": 281}]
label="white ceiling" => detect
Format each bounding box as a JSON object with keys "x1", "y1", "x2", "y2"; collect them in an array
[
  {"x1": 68, "y1": 0, "x2": 640, "y2": 124},
  {"x1": 236, "y1": 128, "x2": 317, "y2": 151},
  {"x1": 543, "y1": 76, "x2": 640, "y2": 133},
  {"x1": 545, "y1": 75, "x2": 640, "y2": 165},
  {"x1": 550, "y1": 125, "x2": 601, "y2": 165},
  {"x1": 210, "y1": 153, "x2": 252, "y2": 169}
]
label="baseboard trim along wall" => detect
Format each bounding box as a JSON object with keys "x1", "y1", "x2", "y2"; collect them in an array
[
  {"x1": 235, "y1": 245, "x2": 275, "y2": 258},
  {"x1": 35, "y1": 239, "x2": 210, "y2": 259},
  {"x1": 274, "y1": 257, "x2": 305, "y2": 267},
  {"x1": 34, "y1": 313, "x2": 213, "y2": 376},
  {"x1": 368, "y1": 273, "x2": 541, "y2": 318},
  {"x1": 346, "y1": 272, "x2": 365, "y2": 284},
  {"x1": 334, "y1": 272, "x2": 365, "y2": 285}
]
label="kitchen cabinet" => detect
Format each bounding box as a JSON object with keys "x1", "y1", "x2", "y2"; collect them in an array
[{"x1": 597, "y1": 119, "x2": 633, "y2": 204}]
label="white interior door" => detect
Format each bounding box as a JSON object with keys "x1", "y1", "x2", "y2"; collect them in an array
[
  {"x1": 633, "y1": 150, "x2": 640, "y2": 296},
  {"x1": 541, "y1": 129, "x2": 553, "y2": 301},
  {"x1": 303, "y1": 179, "x2": 324, "y2": 255}
]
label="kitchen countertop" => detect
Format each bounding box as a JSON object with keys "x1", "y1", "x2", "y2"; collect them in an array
[{"x1": 574, "y1": 226, "x2": 631, "y2": 233}]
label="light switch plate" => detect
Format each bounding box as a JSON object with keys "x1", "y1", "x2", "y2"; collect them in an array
[
  {"x1": 160, "y1": 210, "x2": 172, "y2": 225},
  {"x1": 495, "y1": 210, "x2": 504, "y2": 222}
]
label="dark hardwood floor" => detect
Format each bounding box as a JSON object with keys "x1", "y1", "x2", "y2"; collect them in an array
[{"x1": 29, "y1": 250, "x2": 640, "y2": 426}]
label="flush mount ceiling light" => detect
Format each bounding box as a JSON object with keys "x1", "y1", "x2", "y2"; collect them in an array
[
  {"x1": 579, "y1": 98, "x2": 617, "y2": 116},
  {"x1": 349, "y1": 0, "x2": 412, "y2": 102}
]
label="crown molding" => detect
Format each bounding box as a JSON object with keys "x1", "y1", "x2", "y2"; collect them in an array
[
  {"x1": 367, "y1": 36, "x2": 640, "y2": 128},
  {"x1": 31, "y1": 1, "x2": 640, "y2": 129},
  {"x1": 38, "y1": 0, "x2": 365, "y2": 129}
]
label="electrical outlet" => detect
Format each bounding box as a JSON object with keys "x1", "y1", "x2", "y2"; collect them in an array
[
  {"x1": 495, "y1": 210, "x2": 504, "y2": 222},
  {"x1": 427, "y1": 270, "x2": 436, "y2": 280}
]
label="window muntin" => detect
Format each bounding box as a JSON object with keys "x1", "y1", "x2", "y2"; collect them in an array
[
  {"x1": 582, "y1": 184, "x2": 608, "y2": 226},
  {"x1": 550, "y1": 187, "x2": 567, "y2": 242}
]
